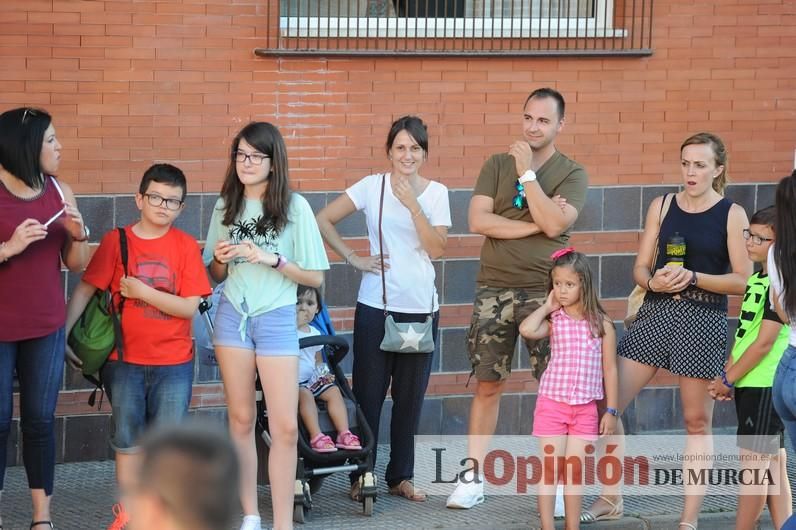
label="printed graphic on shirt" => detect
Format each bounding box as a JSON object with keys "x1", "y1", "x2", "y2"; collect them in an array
[
  {"x1": 736, "y1": 277, "x2": 767, "y2": 341},
  {"x1": 132, "y1": 254, "x2": 176, "y2": 320},
  {"x1": 229, "y1": 215, "x2": 279, "y2": 250}
]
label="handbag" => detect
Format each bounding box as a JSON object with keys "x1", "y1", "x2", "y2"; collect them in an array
[
  {"x1": 68, "y1": 227, "x2": 128, "y2": 405},
  {"x1": 375, "y1": 174, "x2": 436, "y2": 354},
  {"x1": 624, "y1": 193, "x2": 673, "y2": 329}
]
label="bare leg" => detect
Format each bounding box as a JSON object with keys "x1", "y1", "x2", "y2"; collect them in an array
[
  {"x1": 563, "y1": 436, "x2": 590, "y2": 530},
  {"x1": 298, "y1": 388, "x2": 322, "y2": 439},
  {"x1": 112, "y1": 452, "x2": 141, "y2": 514},
  {"x1": 735, "y1": 448, "x2": 770, "y2": 530},
  {"x1": 679, "y1": 376, "x2": 715, "y2": 526},
  {"x1": 467, "y1": 380, "x2": 506, "y2": 464},
  {"x1": 216, "y1": 346, "x2": 259, "y2": 518},
  {"x1": 30, "y1": 488, "x2": 52, "y2": 523},
  {"x1": 538, "y1": 436, "x2": 567, "y2": 530},
  {"x1": 319, "y1": 386, "x2": 349, "y2": 433},
  {"x1": 585, "y1": 356, "x2": 658, "y2": 517},
  {"x1": 767, "y1": 449, "x2": 792, "y2": 529},
  {"x1": 256, "y1": 355, "x2": 299, "y2": 530}
]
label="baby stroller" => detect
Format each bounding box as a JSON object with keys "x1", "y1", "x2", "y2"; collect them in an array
[{"x1": 195, "y1": 291, "x2": 378, "y2": 523}]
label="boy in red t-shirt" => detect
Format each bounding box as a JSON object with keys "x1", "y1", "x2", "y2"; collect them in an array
[{"x1": 65, "y1": 164, "x2": 211, "y2": 530}]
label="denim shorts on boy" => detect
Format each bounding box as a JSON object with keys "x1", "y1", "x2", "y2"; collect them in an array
[
  {"x1": 212, "y1": 294, "x2": 299, "y2": 357},
  {"x1": 101, "y1": 359, "x2": 193, "y2": 453},
  {"x1": 532, "y1": 394, "x2": 599, "y2": 440},
  {"x1": 735, "y1": 387, "x2": 785, "y2": 454},
  {"x1": 467, "y1": 286, "x2": 550, "y2": 382}
]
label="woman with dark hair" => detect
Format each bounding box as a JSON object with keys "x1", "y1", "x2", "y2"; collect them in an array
[
  {"x1": 770, "y1": 170, "x2": 796, "y2": 450},
  {"x1": 203, "y1": 122, "x2": 329, "y2": 530},
  {"x1": 316, "y1": 115, "x2": 451, "y2": 502},
  {"x1": 0, "y1": 107, "x2": 90, "y2": 529},
  {"x1": 581, "y1": 132, "x2": 751, "y2": 529}
]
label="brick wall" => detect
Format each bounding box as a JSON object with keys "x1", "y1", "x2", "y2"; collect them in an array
[{"x1": 2, "y1": 0, "x2": 794, "y2": 461}]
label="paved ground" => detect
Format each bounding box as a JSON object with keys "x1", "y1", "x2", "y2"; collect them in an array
[{"x1": 4, "y1": 440, "x2": 792, "y2": 530}]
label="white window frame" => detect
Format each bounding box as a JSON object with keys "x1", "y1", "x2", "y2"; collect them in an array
[{"x1": 280, "y1": 0, "x2": 627, "y2": 39}]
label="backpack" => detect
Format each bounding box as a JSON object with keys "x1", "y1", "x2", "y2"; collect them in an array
[{"x1": 67, "y1": 227, "x2": 129, "y2": 406}]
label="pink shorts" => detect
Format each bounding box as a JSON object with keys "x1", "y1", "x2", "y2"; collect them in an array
[{"x1": 532, "y1": 395, "x2": 599, "y2": 441}]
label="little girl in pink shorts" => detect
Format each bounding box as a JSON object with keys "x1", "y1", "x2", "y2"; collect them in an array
[{"x1": 520, "y1": 248, "x2": 619, "y2": 530}]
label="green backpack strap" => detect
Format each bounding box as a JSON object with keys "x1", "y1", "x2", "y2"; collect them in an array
[{"x1": 86, "y1": 227, "x2": 130, "y2": 409}]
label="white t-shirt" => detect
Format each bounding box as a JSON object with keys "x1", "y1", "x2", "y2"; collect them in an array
[
  {"x1": 346, "y1": 173, "x2": 452, "y2": 313},
  {"x1": 767, "y1": 245, "x2": 796, "y2": 345},
  {"x1": 298, "y1": 326, "x2": 321, "y2": 383}
]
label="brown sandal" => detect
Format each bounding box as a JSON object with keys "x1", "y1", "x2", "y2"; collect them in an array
[{"x1": 388, "y1": 479, "x2": 427, "y2": 502}]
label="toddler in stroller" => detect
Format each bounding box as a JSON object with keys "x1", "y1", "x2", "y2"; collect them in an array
[
  {"x1": 296, "y1": 285, "x2": 361, "y2": 453},
  {"x1": 195, "y1": 283, "x2": 377, "y2": 523}
]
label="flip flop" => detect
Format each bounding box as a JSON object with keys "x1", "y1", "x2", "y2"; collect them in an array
[{"x1": 389, "y1": 479, "x2": 427, "y2": 502}]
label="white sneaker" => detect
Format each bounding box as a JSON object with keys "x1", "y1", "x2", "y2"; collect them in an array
[
  {"x1": 446, "y1": 476, "x2": 485, "y2": 509},
  {"x1": 239, "y1": 515, "x2": 262, "y2": 530},
  {"x1": 554, "y1": 484, "x2": 565, "y2": 518}
]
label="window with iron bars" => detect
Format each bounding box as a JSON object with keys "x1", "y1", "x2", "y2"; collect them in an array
[{"x1": 256, "y1": 0, "x2": 653, "y2": 56}]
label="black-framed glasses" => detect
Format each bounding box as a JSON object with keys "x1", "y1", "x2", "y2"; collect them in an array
[
  {"x1": 21, "y1": 108, "x2": 38, "y2": 125},
  {"x1": 742, "y1": 228, "x2": 773, "y2": 246},
  {"x1": 512, "y1": 180, "x2": 527, "y2": 209},
  {"x1": 144, "y1": 193, "x2": 183, "y2": 211},
  {"x1": 234, "y1": 151, "x2": 269, "y2": 165}
]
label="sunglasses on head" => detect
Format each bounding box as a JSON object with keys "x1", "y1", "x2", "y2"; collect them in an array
[{"x1": 512, "y1": 180, "x2": 527, "y2": 209}]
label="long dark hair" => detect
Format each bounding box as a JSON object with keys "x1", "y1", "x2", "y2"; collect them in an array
[
  {"x1": 219, "y1": 122, "x2": 291, "y2": 233},
  {"x1": 548, "y1": 249, "x2": 609, "y2": 337},
  {"x1": 0, "y1": 107, "x2": 52, "y2": 189},
  {"x1": 774, "y1": 170, "x2": 796, "y2": 316}
]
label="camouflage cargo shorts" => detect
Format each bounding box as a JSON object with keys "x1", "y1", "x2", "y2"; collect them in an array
[{"x1": 467, "y1": 286, "x2": 551, "y2": 382}]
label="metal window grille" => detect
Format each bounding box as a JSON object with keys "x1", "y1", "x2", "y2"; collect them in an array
[{"x1": 256, "y1": 0, "x2": 653, "y2": 57}]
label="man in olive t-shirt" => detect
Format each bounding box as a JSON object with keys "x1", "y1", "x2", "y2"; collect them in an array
[{"x1": 447, "y1": 88, "x2": 588, "y2": 509}]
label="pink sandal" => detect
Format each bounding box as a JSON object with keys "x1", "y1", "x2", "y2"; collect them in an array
[
  {"x1": 336, "y1": 430, "x2": 362, "y2": 450},
  {"x1": 310, "y1": 433, "x2": 337, "y2": 453}
]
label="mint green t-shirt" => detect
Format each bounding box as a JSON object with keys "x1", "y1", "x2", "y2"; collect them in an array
[
  {"x1": 202, "y1": 193, "x2": 329, "y2": 336},
  {"x1": 731, "y1": 271, "x2": 790, "y2": 387}
]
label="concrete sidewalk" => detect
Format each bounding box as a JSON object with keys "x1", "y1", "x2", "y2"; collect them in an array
[{"x1": 2, "y1": 455, "x2": 785, "y2": 530}]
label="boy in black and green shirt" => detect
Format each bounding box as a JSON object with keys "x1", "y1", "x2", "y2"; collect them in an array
[{"x1": 709, "y1": 206, "x2": 792, "y2": 529}]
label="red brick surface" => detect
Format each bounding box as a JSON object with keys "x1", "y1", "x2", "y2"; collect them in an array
[{"x1": 1, "y1": 0, "x2": 791, "y2": 411}]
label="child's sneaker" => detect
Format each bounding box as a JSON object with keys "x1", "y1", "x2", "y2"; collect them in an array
[
  {"x1": 107, "y1": 503, "x2": 130, "y2": 530},
  {"x1": 336, "y1": 430, "x2": 362, "y2": 450},
  {"x1": 309, "y1": 433, "x2": 338, "y2": 453},
  {"x1": 239, "y1": 515, "x2": 262, "y2": 530},
  {"x1": 446, "y1": 473, "x2": 485, "y2": 509}
]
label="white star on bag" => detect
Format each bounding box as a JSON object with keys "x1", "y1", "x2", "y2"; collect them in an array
[{"x1": 397, "y1": 325, "x2": 425, "y2": 350}]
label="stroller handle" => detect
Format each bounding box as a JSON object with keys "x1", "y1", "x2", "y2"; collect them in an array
[{"x1": 298, "y1": 335, "x2": 349, "y2": 367}]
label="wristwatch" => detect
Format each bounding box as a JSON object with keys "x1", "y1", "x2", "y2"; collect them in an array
[
  {"x1": 518, "y1": 169, "x2": 537, "y2": 184},
  {"x1": 605, "y1": 407, "x2": 620, "y2": 417},
  {"x1": 73, "y1": 224, "x2": 90, "y2": 242},
  {"x1": 271, "y1": 253, "x2": 288, "y2": 271},
  {"x1": 689, "y1": 270, "x2": 698, "y2": 286}
]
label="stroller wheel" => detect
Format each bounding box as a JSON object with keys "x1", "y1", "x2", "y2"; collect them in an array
[
  {"x1": 293, "y1": 503, "x2": 307, "y2": 524},
  {"x1": 361, "y1": 472, "x2": 377, "y2": 516},
  {"x1": 293, "y1": 480, "x2": 311, "y2": 524},
  {"x1": 363, "y1": 495, "x2": 374, "y2": 516}
]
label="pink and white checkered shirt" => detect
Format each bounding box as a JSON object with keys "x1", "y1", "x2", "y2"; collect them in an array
[{"x1": 537, "y1": 309, "x2": 604, "y2": 405}]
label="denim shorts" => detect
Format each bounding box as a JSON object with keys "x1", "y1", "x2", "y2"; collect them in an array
[
  {"x1": 212, "y1": 295, "x2": 299, "y2": 357},
  {"x1": 101, "y1": 359, "x2": 194, "y2": 453}
]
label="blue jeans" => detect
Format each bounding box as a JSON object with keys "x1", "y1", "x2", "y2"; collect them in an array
[
  {"x1": 350, "y1": 303, "x2": 437, "y2": 488},
  {"x1": 772, "y1": 344, "x2": 796, "y2": 453},
  {"x1": 101, "y1": 359, "x2": 194, "y2": 453},
  {"x1": 0, "y1": 327, "x2": 65, "y2": 495}
]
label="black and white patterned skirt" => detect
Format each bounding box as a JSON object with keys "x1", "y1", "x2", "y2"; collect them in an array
[{"x1": 618, "y1": 295, "x2": 727, "y2": 379}]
